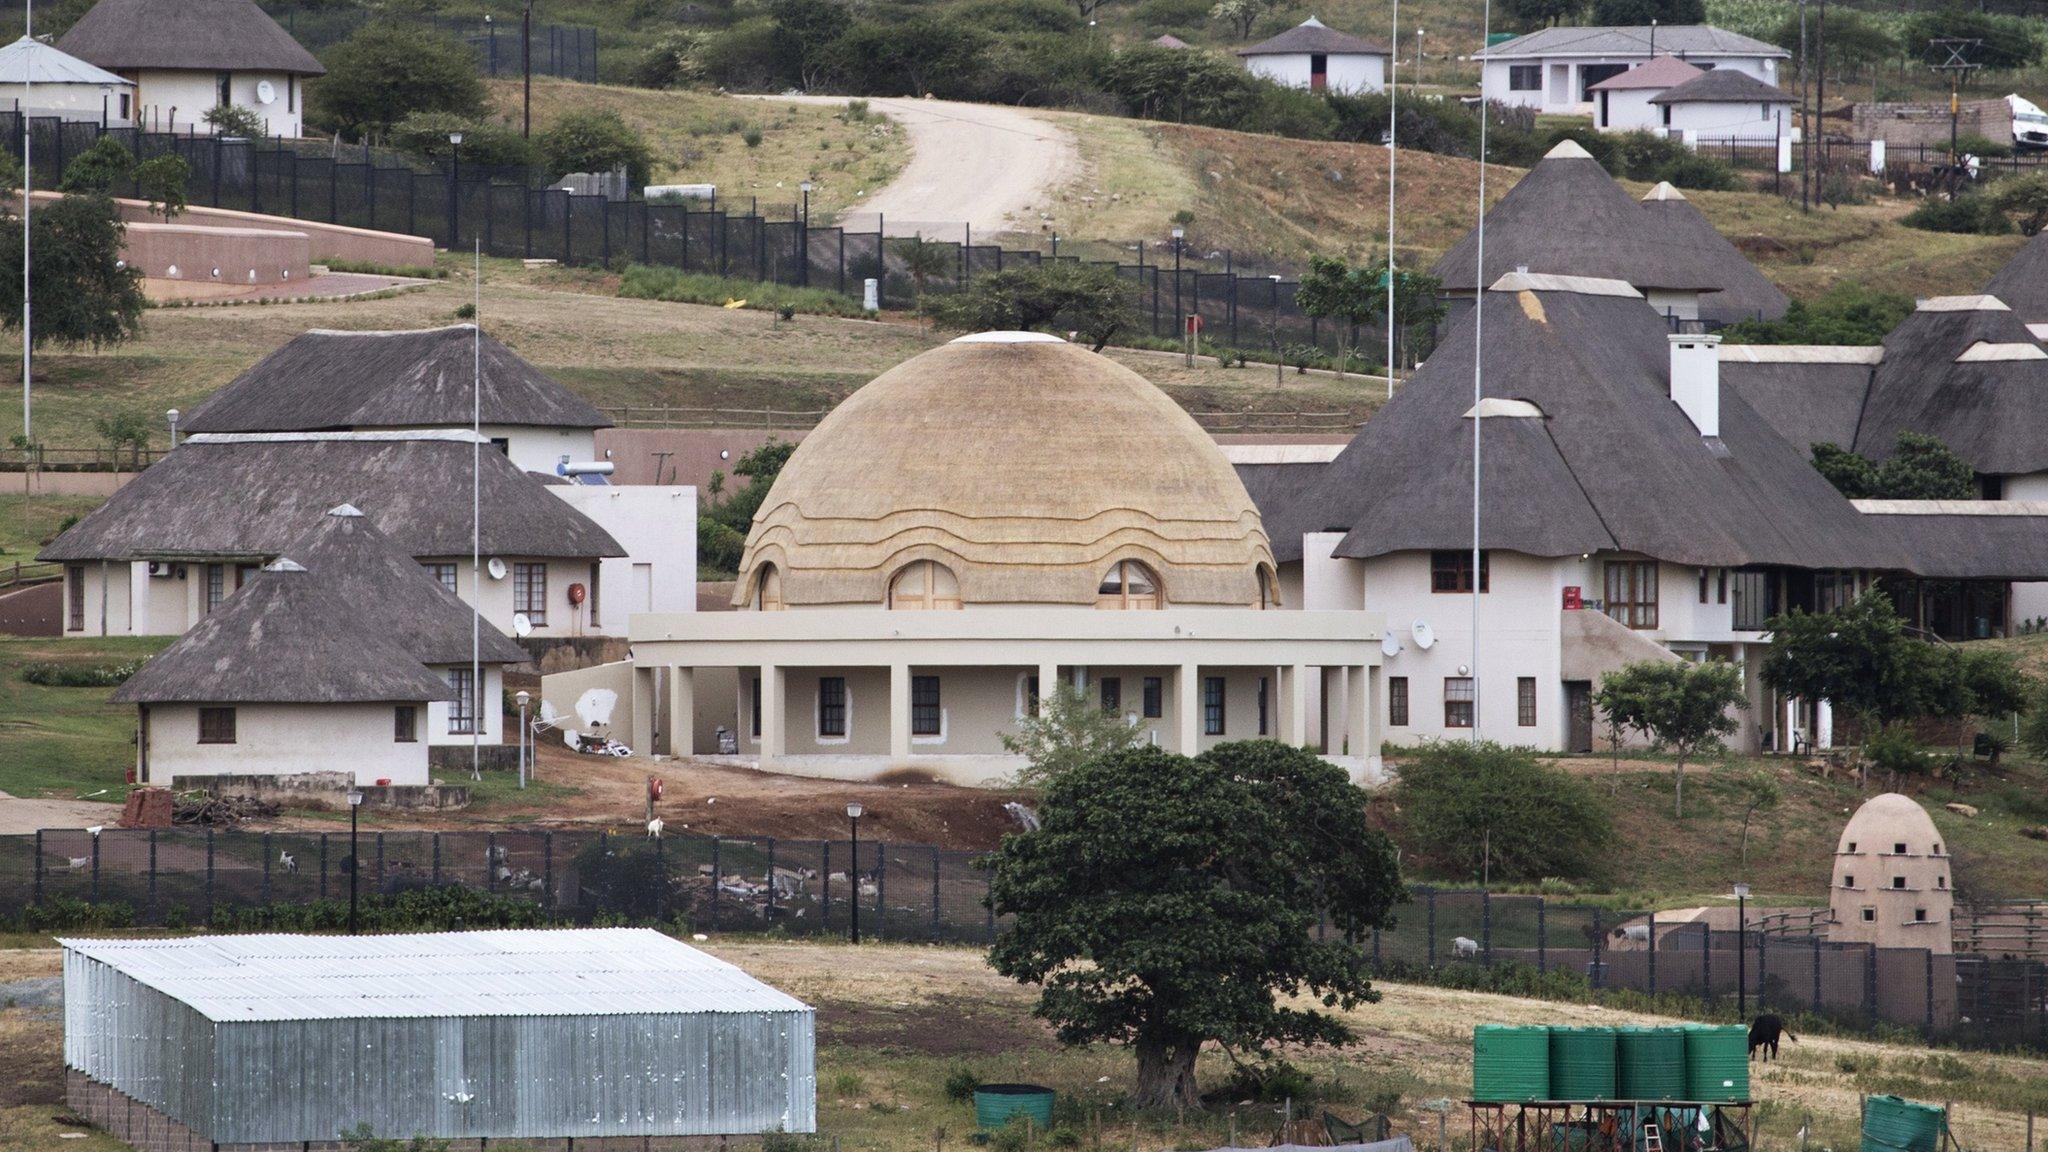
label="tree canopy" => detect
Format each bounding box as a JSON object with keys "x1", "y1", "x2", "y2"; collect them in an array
[
  {"x1": 537, "y1": 109, "x2": 656, "y2": 187},
  {"x1": 1721, "y1": 283, "x2": 1913, "y2": 346},
  {"x1": 1391, "y1": 740, "x2": 1611, "y2": 883},
  {"x1": 1810, "y1": 431, "x2": 1975, "y2": 501},
  {"x1": 1761, "y1": 589, "x2": 2030, "y2": 730},
  {"x1": 987, "y1": 741, "x2": 1403, "y2": 1109},
  {"x1": 1594, "y1": 660, "x2": 1747, "y2": 816},
  {"x1": 999, "y1": 682, "x2": 1147, "y2": 789},
  {"x1": 58, "y1": 136, "x2": 133, "y2": 196},
  {"x1": 933, "y1": 262, "x2": 1138, "y2": 351},
  {"x1": 696, "y1": 438, "x2": 793, "y2": 576},
  {"x1": 0, "y1": 194, "x2": 145, "y2": 352},
  {"x1": 310, "y1": 24, "x2": 488, "y2": 141}
]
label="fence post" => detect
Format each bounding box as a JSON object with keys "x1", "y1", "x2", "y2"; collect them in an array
[
  {"x1": 147, "y1": 829, "x2": 157, "y2": 917},
  {"x1": 1648, "y1": 910, "x2": 1658, "y2": 997},
  {"x1": 33, "y1": 829, "x2": 42, "y2": 907},
  {"x1": 1537, "y1": 896, "x2": 1547, "y2": 975},
  {"x1": 432, "y1": 831, "x2": 441, "y2": 885},
  {"x1": 523, "y1": 188, "x2": 533, "y2": 259},
  {"x1": 91, "y1": 831, "x2": 101, "y2": 903},
  {"x1": 1592, "y1": 907, "x2": 1604, "y2": 989},
  {"x1": 543, "y1": 831, "x2": 553, "y2": 904},
  {"x1": 205, "y1": 829, "x2": 215, "y2": 926},
  {"x1": 1481, "y1": 890, "x2": 1493, "y2": 967},
  {"x1": 930, "y1": 846, "x2": 941, "y2": 938},
  {"x1": 487, "y1": 832, "x2": 498, "y2": 891},
  {"x1": 1425, "y1": 886, "x2": 1437, "y2": 967},
  {"x1": 821, "y1": 841, "x2": 831, "y2": 931}
]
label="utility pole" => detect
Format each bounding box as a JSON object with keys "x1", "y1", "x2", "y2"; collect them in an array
[
  {"x1": 522, "y1": 0, "x2": 534, "y2": 137},
  {"x1": 1798, "y1": 0, "x2": 1810, "y2": 210},
  {"x1": 1930, "y1": 39, "x2": 1982, "y2": 173},
  {"x1": 1813, "y1": 0, "x2": 1829, "y2": 193}
]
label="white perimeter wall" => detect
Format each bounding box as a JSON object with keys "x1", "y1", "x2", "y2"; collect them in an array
[
  {"x1": 144, "y1": 702, "x2": 429, "y2": 785},
  {"x1": 1246, "y1": 52, "x2": 1386, "y2": 94},
  {"x1": 550, "y1": 485, "x2": 698, "y2": 627}
]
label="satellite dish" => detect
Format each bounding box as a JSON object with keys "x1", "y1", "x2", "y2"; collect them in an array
[
  {"x1": 512, "y1": 612, "x2": 533, "y2": 637},
  {"x1": 1412, "y1": 620, "x2": 1437, "y2": 650},
  {"x1": 1381, "y1": 634, "x2": 1404, "y2": 658},
  {"x1": 486, "y1": 558, "x2": 507, "y2": 580},
  {"x1": 255, "y1": 80, "x2": 276, "y2": 105}
]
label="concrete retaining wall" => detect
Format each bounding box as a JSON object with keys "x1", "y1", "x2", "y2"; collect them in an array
[
  {"x1": 197, "y1": 772, "x2": 468, "y2": 811},
  {"x1": 28, "y1": 189, "x2": 434, "y2": 268}
]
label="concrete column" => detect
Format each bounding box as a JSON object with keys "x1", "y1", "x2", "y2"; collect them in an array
[
  {"x1": 760, "y1": 665, "x2": 785, "y2": 763},
  {"x1": 631, "y1": 666, "x2": 655, "y2": 756},
  {"x1": 1286, "y1": 664, "x2": 1309, "y2": 747},
  {"x1": 667, "y1": 666, "x2": 694, "y2": 758},
  {"x1": 1178, "y1": 663, "x2": 1200, "y2": 753},
  {"x1": 1038, "y1": 661, "x2": 1058, "y2": 711},
  {"x1": 1817, "y1": 699, "x2": 1834, "y2": 750},
  {"x1": 890, "y1": 663, "x2": 912, "y2": 760},
  {"x1": 1346, "y1": 664, "x2": 1372, "y2": 760}
]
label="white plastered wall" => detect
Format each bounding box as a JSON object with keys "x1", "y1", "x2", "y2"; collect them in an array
[
  {"x1": 132, "y1": 69, "x2": 302, "y2": 136},
  {"x1": 142, "y1": 702, "x2": 429, "y2": 786},
  {"x1": 550, "y1": 485, "x2": 697, "y2": 625}
]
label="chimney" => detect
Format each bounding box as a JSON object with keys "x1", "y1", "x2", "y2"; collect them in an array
[{"x1": 1667, "y1": 332, "x2": 1722, "y2": 437}]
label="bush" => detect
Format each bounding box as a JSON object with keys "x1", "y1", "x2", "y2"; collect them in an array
[
  {"x1": 1391, "y1": 740, "x2": 1612, "y2": 882},
  {"x1": 538, "y1": 109, "x2": 656, "y2": 187},
  {"x1": 1134, "y1": 0, "x2": 1210, "y2": 31},
  {"x1": 1954, "y1": 133, "x2": 2013, "y2": 159},
  {"x1": 134, "y1": 153, "x2": 190, "y2": 222},
  {"x1": 22, "y1": 660, "x2": 145, "y2": 687},
  {"x1": 942, "y1": 1066, "x2": 981, "y2": 1102},
  {"x1": 390, "y1": 112, "x2": 536, "y2": 170},
  {"x1": 958, "y1": 0, "x2": 1080, "y2": 34},
  {"x1": 1721, "y1": 282, "x2": 1913, "y2": 345},
  {"x1": 58, "y1": 136, "x2": 133, "y2": 195},
  {"x1": 1865, "y1": 724, "x2": 1933, "y2": 778},
  {"x1": 309, "y1": 24, "x2": 487, "y2": 140},
  {"x1": 1903, "y1": 193, "x2": 2012, "y2": 235},
  {"x1": 617, "y1": 264, "x2": 868, "y2": 317},
  {"x1": 931, "y1": 262, "x2": 1138, "y2": 351},
  {"x1": 202, "y1": 104, "x2": 265, "y2": 138}
]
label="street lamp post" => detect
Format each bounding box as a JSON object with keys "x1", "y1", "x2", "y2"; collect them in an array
[
  {"x1": 346, "y1": 789, "x2": 364, "y2": 935},
  {"x1": 846, "y1": 801, "x2": 864, "y2": 944},
  {"x1": 1734, "y1": 882, "x2": 1750, "y2": 1016},
  {"x1": 166, "y1": 408, "x2": 179, "y2": 449},
  {"x1": 447, "y1": 132, "x2": 464, "y2": 249},
  {"x1": 515, "y1": 690, "x2": 530, "y2": 789},
  {"x1": 799, "y1": 181, "x2": 812, "y2": 287},
  {"x1": 1416, "y1": 29, "x2": 1425, "y2": 93},
  {"x1": 522, "y1": 0, "x2": 533, "y2": 137},
  {"x1": 1171, "y1": 226, "x2": 1185, "y2": 364}
]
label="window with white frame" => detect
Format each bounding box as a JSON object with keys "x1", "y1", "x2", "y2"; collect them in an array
[
  {"x1": 447, "y1": 667, "x2": 478, "y2": 735},
  {"x1": 513, "y1": 563, "x2": 548, "y2": 626}
]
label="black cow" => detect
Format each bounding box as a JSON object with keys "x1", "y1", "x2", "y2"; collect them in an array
[{"x1": 1748, "y1": 1013, "x2": 1796, "y2": 1061}]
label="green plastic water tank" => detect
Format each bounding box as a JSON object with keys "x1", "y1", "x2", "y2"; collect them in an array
[
  {"x1": 1682, "y1": 1025, "x2": 1750, "y2": 1102},
  {"x1": 1548, "y1": 1026, "x2": 1618, "y2": 1100},
  {"x1": 1862, "y1": 1096, "x2": 1946, "y2": 1152},
  {"x1": 974, "y1": 1085, "x2": 1055, "y2": 1131},
  {"x1": 1473, "y1": 1025, "x2": 1551, "y2": 1102},
  {"x1": 1615, "y1": 1026, "x2": 1687, "y2": 1100}
]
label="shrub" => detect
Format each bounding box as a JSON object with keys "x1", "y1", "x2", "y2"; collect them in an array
[
  {"x1": 538, "y1": 109, "x2": 655, "y2": 186},
  {"x1": 617, "y1": 264, "x2": 868, "y2": 317},
  {"x1": 1722, "y1": 282, "x2": 1913, "y2": 345},
  {"x1": 58, "y1": 136, "x2": 134, "y2": 195},
  {"x1": 203, "y1": 104, "x2": 265, "y2": 138},
  {"x1": 1134, "y1": 0, "x2": 1210, "y2": 31},
  {"x1": 741, "y1": 126, "x2": 764, "y2": 148},
  {"x1": 22, "y1": 660, "x2": 145, "y2": 687},
  {"x1": 830, "y1": 1071, "x2": 864, "y2": 1097},
  {"x1": 1865, "y1": 724, "x2": 1932, "y2": 777},
  {"x1": 942, "y1": 1066, "x2": 981, "y2": 1102},
  {"x1": 1903, "y1": 193, "x2": 2012, "y2": 235},
  {"x1": 390, "y1": 112, "x2": 536, "y2": 170},
  {"x1": 1391, "y1": 740, "x2": 1612, "y2": 882},
  {"x1": 931, "y1": 261, "x2": 1138, "y2": 351}
]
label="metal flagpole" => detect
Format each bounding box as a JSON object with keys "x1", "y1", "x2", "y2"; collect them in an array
[
  {"x1": 471, "y1": 240, "x2": 482, "y2": 781},
  {"x1": 1470, "y1": 0, "x2": 1490, "y2": 743},
  {"x1": 21, "y1": 0, "x2": 32, "y2": 441},
  {"x1": 1384, "y1": 0, "x2": 1398, "y2": 399}
]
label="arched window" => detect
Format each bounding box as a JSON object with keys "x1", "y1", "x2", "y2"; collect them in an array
[
  {"x1": 888, "y1": 560, "x2": 961, "y2": 610},
  {"x1": 1257, "y1": 565, "x2": 1282, "y2": 609},
  {"x1": 1097, "y1": 560, "x2": 1162, "y2": 610},
  {"x1": 751, "y1": 563, "x2": 784, "y2": 611}
]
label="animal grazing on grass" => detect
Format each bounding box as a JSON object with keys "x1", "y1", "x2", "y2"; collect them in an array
[
  {"x1": 1453, "y1": 935, "x2": 1480, "y2": 958},
  {"x1": 646, "y1": 817, "x2": 664, "y2": 839},
  {"x1": 1748, "y1": 1012, "x2": 1796, "y2": 1061},
  {"x1": 279, "y1": 851, "x2": 296, "y2": 873}
]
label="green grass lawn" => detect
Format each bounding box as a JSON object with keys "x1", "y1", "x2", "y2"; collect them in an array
[
  {"x1": 0, "y1": 636, "x2": 167, "y2": 800},
  {"x1": 0, "y1": 494, "x2": 103, "y2": 568}
]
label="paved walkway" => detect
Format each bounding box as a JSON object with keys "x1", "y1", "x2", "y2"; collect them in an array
[{"x1": 743, "y1": 95, "x2": 1077, "y2": 241}]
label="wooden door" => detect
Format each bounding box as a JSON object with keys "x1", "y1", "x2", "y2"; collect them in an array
[{"x1": 1565, "y1": 681, "x2": 1593, "y2": 754}]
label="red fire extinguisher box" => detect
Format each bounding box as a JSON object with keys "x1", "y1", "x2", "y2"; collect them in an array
[{"x1": 1562, "y1": 586, "x2": 1584, "y2": 610}]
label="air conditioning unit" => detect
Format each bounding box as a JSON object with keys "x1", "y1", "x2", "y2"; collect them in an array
[{"x1": 146, "y1": 561, "x2": 175, "y2": 578}]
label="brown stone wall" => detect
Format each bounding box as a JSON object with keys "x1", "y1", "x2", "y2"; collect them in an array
[{"x1": 1851, "y1": 100, "x2": 2014, "y2": 148}]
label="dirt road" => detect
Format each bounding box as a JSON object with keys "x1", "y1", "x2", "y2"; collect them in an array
[
  {"x1": 0, "y1": 789, "x2": 121, "y2": 836},
  {"x1": 743, "y1": 95, "x2": 1076, "y2": 242}
]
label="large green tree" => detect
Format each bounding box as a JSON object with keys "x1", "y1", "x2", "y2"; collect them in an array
[
  {"x1": 537, "y1": 109, "x2": 655, "y2": 187},
  {"x1": 933, "y1": 262, "x2": 1138, "y2": 351},
  {"x1": 1594, "y1": 660, "x2": 1748, "y2": 817},
  {"x1": 0, "y1": 194, "x2": 145, "y2": 353},
  {"x1": 1756, "y1": 589, "x2": 2030, "y2": 729},
  {"x1": 309, "y1": 25, "x2": 488, "y2": 141},
  {"x1": 987, "y1": 741, "x2": 1403, "y2": 1110},
  {"x1": 1292, "y1": 254, "x2": 1380, "y2": 378}
]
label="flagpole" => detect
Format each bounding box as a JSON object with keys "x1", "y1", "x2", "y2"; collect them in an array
[
  {"x1": 1470, "y1": 0, "x2": 1491, "y2": 743},
  {"x1": 1384, "y1": 0, "x2": 1398, "y2": 399},
  {"x1": 471, "y1": 240, "x2": 481, "y2": 781},
  {"x1": 21, "y1": 0, "x2": 32, "y2": 442}
]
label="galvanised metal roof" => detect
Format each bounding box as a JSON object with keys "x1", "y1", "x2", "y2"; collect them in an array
[{"x1": 59, "y1": 929, "x2": 810, "y2": 1022}]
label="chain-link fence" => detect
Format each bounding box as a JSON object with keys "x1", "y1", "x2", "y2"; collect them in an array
[
  {"x1": 7, "y1": 832, "x2": 2043, "y2": 1052},
  {"x1": 1, "y1": 111, "x2": 1414, "y2": 363}
]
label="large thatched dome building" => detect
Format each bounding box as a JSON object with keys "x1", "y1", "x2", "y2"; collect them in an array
[
  {"x1": 736, "y1": 333, "x2": 1277, "y2": 611},
  {"x1": 623, "y1": 333, "x2": 1381, "y2": 785}
]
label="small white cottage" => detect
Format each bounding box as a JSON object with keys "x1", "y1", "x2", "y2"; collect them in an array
[
  {"x1": 0, "y1": 36, "x2": 132, "y2": 124},
  {"x1": 1237, "y1": 17, "x2": 1390, "y2": 95},
  {"x1": 57, "y1": 0, "x2": 324, "y2": 136},
  {"x1": 1649, "y1": 68, "x2": 1795, "y2": 139},
  {"x1": 1588, "y1": 54, "x2": 1703, "y2": 132}
]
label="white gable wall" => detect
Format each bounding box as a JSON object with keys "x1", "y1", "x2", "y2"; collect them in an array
[
  {"x1": 1246, "y1": 52, "x2": 1386, "y2": 94},
  {"x1": 550, "y1": 485, "x2": 699, "y2": 624},
  {"x1": 141, "y1": 701, "x2": 429, "y2": 786},
  {"x1": 1665, "y1": 100, "x2": 1791, "y2": 138}
]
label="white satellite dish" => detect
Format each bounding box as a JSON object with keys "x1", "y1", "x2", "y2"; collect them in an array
[
  {"x1": 1381, "y1": 634, "x2": 1404, "y2": 658},
  {"x1": 255, "y1": 80, "x2": 276, "y2": 105},
  {"x1": 486, "y1": 558, "x2": 508, "y2": 580},
  {"x1": 512, "y1": 612, "x2": 533, "y2": 637},
  {"x1": 1412, "y1": 620, "x2": 1437, "y2": 650}
]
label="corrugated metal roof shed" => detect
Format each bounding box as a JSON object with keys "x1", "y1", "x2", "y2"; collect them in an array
[{"x1": 63, "y1": 929, "x2": 816, "y2": 1144}]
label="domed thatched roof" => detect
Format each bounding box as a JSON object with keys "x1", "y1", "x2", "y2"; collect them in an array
[{"x1": 734, "y1": 333, "x2": 1275, "y2": 608}]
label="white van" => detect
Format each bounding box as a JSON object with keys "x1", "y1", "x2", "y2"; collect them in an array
[{"x1": 2010, "y1": 94, "x2": 2048, "y2": 151}]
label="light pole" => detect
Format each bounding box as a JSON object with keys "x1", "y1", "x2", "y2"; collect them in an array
[
  {"x1": 522, "y1": 0, "x2": 533, "y2": 137},
  {"x1": 799, "y1": 181, "x2": 812, "y2": 286},
  {"x1": 447, "y1": 132, "x2": 464, "y2": 249},
  {"x1": 166, "y1": 408, "x2": 179, "y2": 449},
  {"x1": 845, "y1": 801, "x2": 864, "y2": 945},
  {"x1": 1734, "y1": 882, "x2": 1750, "y2": 1017},
  {"x1": 346, "y1": 788, "x2": 364, "y2": 935},
  {"x1": 515, "y1": 690, "x2": 530, "y2": 789},
  {"x1": 1171, "y1": 226, "x2": 1185, "y2": 363},
  {"x1": 1416, "y1": 29, "x2": 1425, "y2": 93}
]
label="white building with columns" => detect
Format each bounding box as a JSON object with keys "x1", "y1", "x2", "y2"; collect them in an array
[{"x1": 619, "y1": 333, "x2": 1385, "y2": 786}]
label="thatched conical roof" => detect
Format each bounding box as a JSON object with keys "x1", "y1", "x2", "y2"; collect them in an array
[
  {"x1": 1854, "y1": 296, "x2": 2048, "y2": 474},
  {"x1": 1639, "y1": 182, "x2": 1790, "y2": 323},
  {"x1": 58, "y1": 0, "x2": 323, "y2": 75},
  {"x1": 1984, "y1": 230, "x2": 2048, "y2": 326}
]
